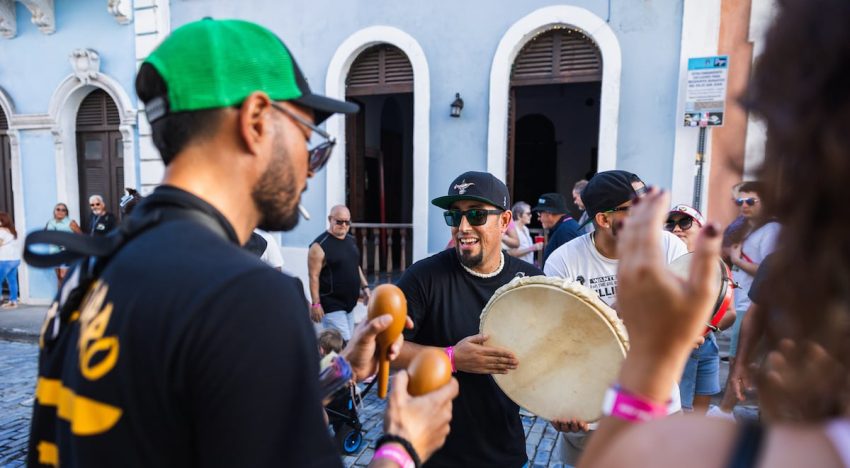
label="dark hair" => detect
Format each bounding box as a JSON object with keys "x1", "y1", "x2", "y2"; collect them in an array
[
  {"x1": 0, "y1": 212, "x2": 15, "y2": 238},
  {"x1": 135, "y1": 63, "x2": 225, "y2": 164},
  {"x1": 317, "y1": 329, "x2": 344, "y2": 355},
  {"x1": 736, "y1": 181, "x2": 764, "y2": 195},
  {"x1": 748, "y1": 0, "x2": 850, "y2": 420}
]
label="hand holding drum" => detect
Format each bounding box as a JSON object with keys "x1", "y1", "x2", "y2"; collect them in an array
[
  {"x1": 367, "y1": 284, "x2": 408, "y2": 398},
  {"x1": 407, "y1": 348, "x2": 453, "y2": 396}
]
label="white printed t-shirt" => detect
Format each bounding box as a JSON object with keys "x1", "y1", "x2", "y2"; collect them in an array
[
  {"x1": 544, "y1": 231, "x2": 689, "y2": 307},
  {"x1": 544, "y1": 230, "x2": 689, "y2": 415}
]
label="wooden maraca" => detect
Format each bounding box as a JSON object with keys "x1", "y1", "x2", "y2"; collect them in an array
[
  {"x1": 407, "y1": 348, "x2": 453, "y2": 396},
  {"x1": 367, "y1": 284, "x2": 407, "y2": 398}
]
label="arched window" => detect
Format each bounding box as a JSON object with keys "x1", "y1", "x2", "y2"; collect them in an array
[
  {"x1": 0, "y1": 108, "x2": 12, "y2": 216},
  {"x1": 346, "y1": 45, "x2": 413, "y2": 96}
]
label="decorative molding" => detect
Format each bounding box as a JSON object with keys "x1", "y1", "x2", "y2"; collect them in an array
[
  {"x1": 487, "y1": 6, "x2": 622, "y2": 181},
  {"x1": 69, "y1": 49, "x2": 102, "y2": 85},
  {"x1": 20, "y1": 0, "x2": 54, "y2": 35},
  {"x1": 326, "y1": 26, "x2": 431, "y2": 261},
  {"x1": 107, "y1": 0, "x2": 132, "y2": 25},
  {"x1": 0, "y1": 0, "x2": 16, "y2": 38}
]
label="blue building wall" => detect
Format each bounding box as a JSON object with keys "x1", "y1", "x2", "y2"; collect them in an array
[
  {"x1": 0, "y1": 0, "x2": 137, "y2": 300},
  {"x1": 170, "y1": 0, "x2": 685, "y2": 254}
]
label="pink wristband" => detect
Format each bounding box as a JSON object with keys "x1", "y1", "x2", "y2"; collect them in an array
[
  {"x1": 311, "y1": 302, "x2": 321, "y2": 309},
  {"x1": 444, "y1": 346, "x2": 456, "y2": 373},
  {"x1": 601, "y1": 386, "x2": 667, "y2": 422},
  {"x1": 374, "y1": 444, "x2": 414, "y2": 468}
]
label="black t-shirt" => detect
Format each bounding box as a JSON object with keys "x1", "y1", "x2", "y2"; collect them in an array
[
  {"x1": 748, "y1": 252, "x2": 775, "y2": 305},
  {"x1": 29, "y1": 187, "x2": 339, "y2": 468},
  {"x1": 397, "y1": 249, "x2": 543, "y2": 468},
  {"x1": 312, "y1": 232, "x2": 361, "y2": 313}
]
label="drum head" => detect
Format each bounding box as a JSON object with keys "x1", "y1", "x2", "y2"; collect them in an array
[{"x1": 480, "y1": 277, "x2": 627, "y2": 422}]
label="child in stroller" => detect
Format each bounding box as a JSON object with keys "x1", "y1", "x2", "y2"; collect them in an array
[{"x1": 319, "y1": 329, "x2": 375, "y2": 455}]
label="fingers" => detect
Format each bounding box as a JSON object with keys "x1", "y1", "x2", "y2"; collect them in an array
[
  {"x1": 688, "y1": 222, "x2": 723, "y2": 301},
  {"x1": 361, "y1": 314, "x2": 394, "y2": 339},
  {"x1": 390, "y1": 370, "x2": 411, "y2": 401},
  {"x1": 465, "y1": 333, "x2": 488, "y2": 345},
  {"x1": 405, "y1": 316, "x2": 414, "y2": 330},
  {"x1": 423, "y1": 377, "x2": 459, "y2": 404},
  {"x1": 387, "y1": 332, "x2": 405, "y2": 361}
]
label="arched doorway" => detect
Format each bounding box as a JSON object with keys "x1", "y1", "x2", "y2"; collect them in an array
[
  {"x1": 345, "y1": 44, "x2": 414, "y2": 280},
  {"x1": 0, "y1": 108, "x2": 11, "y2": 216},
  {"x1": 507, "y1": 28, "x2": 602, "y2": 218},
  {"x1": 76, "y1": 89, "x2": 123, "y2": 232}
]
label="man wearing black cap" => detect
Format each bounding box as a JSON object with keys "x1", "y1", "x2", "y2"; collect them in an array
[
  {"x1": 28, "y1": 19, "x2": 457, "y2": 468},
  {"x1": 532, "y1": 192, "x2": 581, "y2": 263},
  {"x1": 393, "y1": 171, "x2": 543, "y2": 467},
  {"x1": 542, "y1": 170, "x2": 687, "y2": 465}
]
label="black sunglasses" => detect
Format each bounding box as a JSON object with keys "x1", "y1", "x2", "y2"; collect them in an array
[
  {"x1": 333, "y1": 219, "x2": 351, "y2": 226},
  {"x1": 270, "y1": 102, "x2": 336, "y2": 172},
  {"x1": 443, "y1": 209, "x2": 503, "y2": 227},
  {"x1": 735, "y1": 197, "x2": 758, "y2": 207},
  {"x1": 664, "y1": 217, "x2": 694, "y2": 232}
]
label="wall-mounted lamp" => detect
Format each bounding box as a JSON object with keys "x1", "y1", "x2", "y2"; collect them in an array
[{"x1": 450, "y1": 93, "x2": 464, "y2": 118}]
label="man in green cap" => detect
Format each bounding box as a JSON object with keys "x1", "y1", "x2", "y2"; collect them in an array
[{"x1": 28, "y1": 19, "x2": 456, "y2": 468}]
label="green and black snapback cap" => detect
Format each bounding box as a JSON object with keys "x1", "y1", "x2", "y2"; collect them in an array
[{"x1": 143, "y1": 18, "x2": 358, "y2": 124}]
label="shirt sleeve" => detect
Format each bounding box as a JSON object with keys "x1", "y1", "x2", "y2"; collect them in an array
[
  {"x1": 758, "y1": 223, "x2": 780, "y2": 259},
  {"x1": 543, "y1": 247, "x2": 569, "y2": 279},
  {"x1": 665, "y1": 231, "x2": 690, "y2": 263},
  {"x1": 181, "y1": 270, "x2": 340, "y2": 468}
]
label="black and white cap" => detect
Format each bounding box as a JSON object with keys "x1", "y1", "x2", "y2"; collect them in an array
[{"x1": 431, "y1": 171, "x2": 510, "y2": 211}]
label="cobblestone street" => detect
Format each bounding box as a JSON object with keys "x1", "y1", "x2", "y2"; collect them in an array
[
  {"x1": 0, "y1": 341, "x2": 37, "y2": 468},
  {"x1": 0, "y1": 336, "x2": 754, "y2": 468}
]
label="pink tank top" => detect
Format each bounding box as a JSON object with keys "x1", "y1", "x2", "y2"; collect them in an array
[{"x1": 826, "y1": 419, "x2": 850, "y2": 468}]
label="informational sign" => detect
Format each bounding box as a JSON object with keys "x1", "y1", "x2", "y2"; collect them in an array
[{"x1": 683, "y1": 55, "x2": 728, "y2": 127}]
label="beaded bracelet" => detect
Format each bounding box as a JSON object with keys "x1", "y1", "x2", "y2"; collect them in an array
[
  {"x1": 444, "y1": 346, "x2": 456, "y2": 373},
  {"x1": 376, "y1": 434, "x2": 421, "y2": 468}
]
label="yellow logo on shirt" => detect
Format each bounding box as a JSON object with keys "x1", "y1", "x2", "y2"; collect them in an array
[{"x1": 77, "y1": 280, "x2": 119, "y2": 381}]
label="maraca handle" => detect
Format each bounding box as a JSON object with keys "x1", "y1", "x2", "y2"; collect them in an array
[{"x1": 378, "y1": 357, "x2": 390, "y2": 398}]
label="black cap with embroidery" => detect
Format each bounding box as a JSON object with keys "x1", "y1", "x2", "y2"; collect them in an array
[
  {"x1": 581, "y1": 170, "x2": 645, "y2": 221},
  {"x1": 431, "y1": 171, "x2": 510, "y2": 211}
]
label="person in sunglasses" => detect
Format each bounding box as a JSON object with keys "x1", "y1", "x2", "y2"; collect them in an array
[
  {"x1": 542, "y1": 171, "x2": 687, "y2": 466},
  {"x1": 308, "y1": 205, "x2": 370, "y2": 341},
  {"x1": 710, "y1": 180, "x2": 780, "y2": 419},
  {"x1": 665, "y1": 204, "x2": 736, "y2": 415},
  {"x1": 87, "y1": 194, "x2": 117, "y2": 236},
  {"x1": 532, "y1": 192, "x2": 581, "y2": 264},
  {"x1": 393, "y1": 171, "x2": 543, "y2": 467},
  {"x1": 28, "y1": 19, "x2": 459, "y2": 468}
]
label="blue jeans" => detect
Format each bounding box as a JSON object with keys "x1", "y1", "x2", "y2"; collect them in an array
[
  {"x1": 679, "y1": 333, "x2": 721, "y2": 410},
  {"x1": 0, "y1": 260, "x2": 20, "y2": 302}
]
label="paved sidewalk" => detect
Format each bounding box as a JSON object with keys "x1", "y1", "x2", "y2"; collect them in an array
[{"x1": 0, "y1": 304, "x2": 46, "y2": 343}]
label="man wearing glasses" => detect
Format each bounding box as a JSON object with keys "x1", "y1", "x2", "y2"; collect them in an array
[
  {"x1": 87, "y1": 194, "x2": 116, "y2": 236},
  {"x1": 29, "y1": 19, "x2": 458, "y2": 468},
  {"x1": 393, "y1": 171, "x2": 542, "y2": 467},
  {"x1": 532, "y1": 192, "x2": 581, "y2": 264},
  {"x1": 542, "y1": 170, "x2": 687, "y2": 466},
  {"x1": 308, "y1": 205, "x2": 371, "y2": 341}
]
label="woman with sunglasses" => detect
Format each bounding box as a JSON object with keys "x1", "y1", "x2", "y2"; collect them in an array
[
  {"x1": 665, "y1": 205, "x2": 736, "y2": 415},
  {"x1": 507, "y1": 201, "x2": 543, "y2": 264},
  {"x1": 45, "y1": 202, "x2": 82, "y2": 284}
]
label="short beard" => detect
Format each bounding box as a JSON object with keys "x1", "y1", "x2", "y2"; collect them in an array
[
  {"x1": 456, "y1": 246, "x2": 484, "y2": 269},
  {"x1": 252, "y1": 138, "x2": 301, "y2": 232}
]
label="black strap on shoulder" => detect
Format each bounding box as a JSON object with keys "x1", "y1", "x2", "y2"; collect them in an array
[{"x1": 726, "y1": 422, "x2": 764, "y2": 468}]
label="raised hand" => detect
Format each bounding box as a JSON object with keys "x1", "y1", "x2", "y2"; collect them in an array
[{"x1": 342, "y1": 314, "x2": 415, "y2": 381}]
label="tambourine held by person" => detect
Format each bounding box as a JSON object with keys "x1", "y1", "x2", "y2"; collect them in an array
[{"x1": 479, "y1": 276, "x2": 628, "y2": 422}]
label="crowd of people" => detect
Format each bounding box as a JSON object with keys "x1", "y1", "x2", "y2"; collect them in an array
[{"x1": 19, "y1": 0, "x2": 850, "y2": 466}]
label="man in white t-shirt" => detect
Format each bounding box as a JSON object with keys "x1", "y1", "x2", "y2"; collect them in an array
[
  {"x1": 255, "y1": 229, "x2": 284, "y2": 271},
  {"x1": 543, "y1": 170, "x2": 688, "y2": 466},
  {"x1": 709, "y1": 181, "x2": 779, "y2": 419}
]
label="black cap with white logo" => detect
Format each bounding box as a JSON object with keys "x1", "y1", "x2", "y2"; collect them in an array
[
  {"x1": 431, "y1": 171, "x2": 510, "y2": 211},
  {"x1": 532, "y1": 193, "x2": 569, "y2": 214}
]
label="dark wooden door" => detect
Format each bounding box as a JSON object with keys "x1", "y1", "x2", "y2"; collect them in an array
[{"x1": 76, "y1": 90, "x2": 122, "y2": 232}]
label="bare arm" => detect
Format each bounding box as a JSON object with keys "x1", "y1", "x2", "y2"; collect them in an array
[
  {"x1": 358, "y1": 266, "x2": 371, "y2": 305},
  {"x1": 717, "y1": 308, "x2": 737, "y2": 331},
  {"x1": 502, "y1": 224, "x2": 520, "y2": 249},
  {"x1": 307, "y1": 243, "x2": 325, "y2": 323},
  {"x1": 729, "y1": 244, "x2": 760, "y2": 276},
  {"x1": 729, "y1": 303, "x2": 764, "y2": 401},
  {"x1": 70, "y1": 219, "x2": 82, "y2": 234},
  {"x1": 394, "y1": 335, "x2": 518, "y2": 374}
]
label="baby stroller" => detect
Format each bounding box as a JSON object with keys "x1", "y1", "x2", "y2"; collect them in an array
[{"x1": 325, "y1": 378, "x2": 376, "y2": 455}]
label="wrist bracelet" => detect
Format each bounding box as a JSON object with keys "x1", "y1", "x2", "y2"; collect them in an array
[
  {"x1": 376, "y1": 434, "x2": 421, "y2": 468},
  {"x1": 373, "y1": 444, "x2": 414, "y2": 468},
  {"x1": 311, "y1": 302, "x2": 321, "y2": 309},
  {"x1": 445, "y1": 346, "x2": 456, "y2": 373},
  {"x1": 601, "y1": 385, "x2": 668, "y2": 423}
]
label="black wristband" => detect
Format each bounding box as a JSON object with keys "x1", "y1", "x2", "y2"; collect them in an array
[{"x1": 376, "y1": 434, "x2": 421, "y2": 468}]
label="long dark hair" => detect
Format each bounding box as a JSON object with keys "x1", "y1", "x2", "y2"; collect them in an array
[
  {"x1": 0, "y1": 212, "x2": 16, "y2": 238},
  {"x1": 748, "y1": 0, "x2": 850, "y2": 420}
]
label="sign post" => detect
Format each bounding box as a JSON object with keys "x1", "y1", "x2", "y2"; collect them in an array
[{"x1": 683, "y1": 55, "x2": 728, "y2": 209}]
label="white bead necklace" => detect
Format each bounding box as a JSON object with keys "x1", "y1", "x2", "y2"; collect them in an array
[{"x1": 461, "y1": 251, "x2": 505, "y2": 279}]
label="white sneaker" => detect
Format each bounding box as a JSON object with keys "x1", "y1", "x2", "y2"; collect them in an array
[{"x1": 707, "y1": 405, "x2": 736, "y2": 421}]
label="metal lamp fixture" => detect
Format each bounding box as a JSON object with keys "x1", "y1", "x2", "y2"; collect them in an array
[{"x1": 450, "y1": 93, "x2": 464, "y2": 118}]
